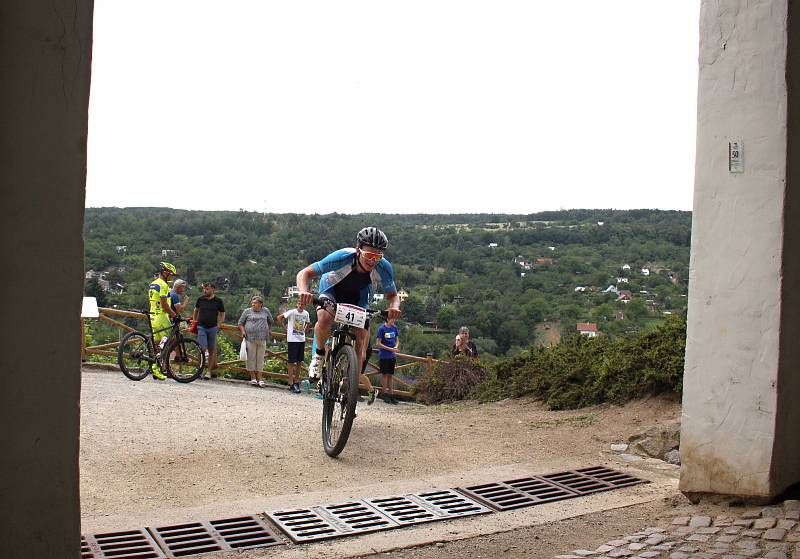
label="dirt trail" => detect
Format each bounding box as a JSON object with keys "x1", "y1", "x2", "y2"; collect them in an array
[{"x1": 80, "y1": 366, "x2": 684, "y2": 554}]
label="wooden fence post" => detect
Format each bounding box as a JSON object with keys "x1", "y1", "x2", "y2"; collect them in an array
[{"x1": 426, "y1": 352, "x2": 433, "y2": 376}]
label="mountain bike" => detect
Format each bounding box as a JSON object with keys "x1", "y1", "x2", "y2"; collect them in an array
[
  {"x1": 314, "y1": 296, "x2": 387, "y2": 457},
  {"x1": 118, "y1": 313, "x2": 206, "y2": 383}
]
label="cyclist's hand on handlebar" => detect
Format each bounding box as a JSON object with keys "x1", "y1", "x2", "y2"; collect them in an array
[{"x1": 299, "y1": 291, "x2": 314, "y2": 306}]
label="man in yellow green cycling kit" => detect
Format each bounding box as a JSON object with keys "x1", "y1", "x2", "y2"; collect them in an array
[{"x1": 148, "y1": 262, "x2": 178, "y2": 380}]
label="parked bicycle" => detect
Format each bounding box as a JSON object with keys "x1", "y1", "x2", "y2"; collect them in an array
[
  {"x1": 118, "y1": 312, "x2": 206, "y2": 383},
  {"x1": 314, "y1": 296, "x2": 387, "y2": 457}
]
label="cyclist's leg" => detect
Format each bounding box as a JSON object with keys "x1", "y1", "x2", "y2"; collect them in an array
[
  {"x1": 353, "y1": 328, "x2": 374, "y2": 394},
  {"x1": 151, "y1": 317, "x2": 171, "y2": 379}
]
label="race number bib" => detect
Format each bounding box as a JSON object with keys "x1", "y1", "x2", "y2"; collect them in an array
[{"x1": 334, "y1": 303, "x2": 367, "y2": 328}]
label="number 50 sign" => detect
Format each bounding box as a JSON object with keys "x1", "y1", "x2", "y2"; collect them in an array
[{"x1": 729, "y1": 140, "x2": 743, "y2": 173}]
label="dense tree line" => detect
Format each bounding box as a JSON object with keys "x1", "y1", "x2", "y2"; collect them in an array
[{"x1": 84, "y1": 208, "x2": 691, "y2": 359}]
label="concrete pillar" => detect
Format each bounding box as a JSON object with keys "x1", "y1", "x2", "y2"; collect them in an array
[
  {"x1": 681, "y1": 0, "x2": 800, "y2": 499},
  {"x1": 0, "y1": 2, "x2": 93, "y2": 557}
]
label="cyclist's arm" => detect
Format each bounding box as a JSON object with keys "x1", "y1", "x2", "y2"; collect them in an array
[
  {"x1": 296, "y1": 265, "x2": 317, "y2": 305},
  {"x1": 385, "y1": 291, "x2": 401, "y2": 319},
  {"x1": 160, "y1": 296, "x2": 175, "y2": 319}
]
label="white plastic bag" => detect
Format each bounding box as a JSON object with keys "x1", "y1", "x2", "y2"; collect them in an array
[{"x1": 239, "y1": 340, "x2": 248, "y2": 361}]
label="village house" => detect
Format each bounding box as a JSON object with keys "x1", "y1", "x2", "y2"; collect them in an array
[{"x1": 576, "y1": 322, "x2": 599, "y2": 337}]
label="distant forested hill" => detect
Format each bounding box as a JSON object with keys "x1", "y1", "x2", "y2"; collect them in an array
[{"x1": 84, "y1": 208, "x2": 691, "y2": 358}]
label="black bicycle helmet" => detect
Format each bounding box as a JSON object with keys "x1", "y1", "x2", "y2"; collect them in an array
[{"x1": 356, "y1": 227, "x2": 389, "y2": 249}]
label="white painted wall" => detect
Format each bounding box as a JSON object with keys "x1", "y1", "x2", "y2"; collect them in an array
[{"x1": 682, "y1": 0, "x2": 794, "y2": 497}]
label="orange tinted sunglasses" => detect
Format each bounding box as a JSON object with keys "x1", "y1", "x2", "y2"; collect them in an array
[{"x1": 360, "y1": 250, "x2": 383, "y2": 262}]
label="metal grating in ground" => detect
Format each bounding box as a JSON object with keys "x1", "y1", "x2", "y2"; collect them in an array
[
  {"x1": 82, "y1": 529, "x2": 166, "y2": 559},
  {"x1": 148, "y1": 515, "x2": 284, "y2": 557},
  {"x1": 267, "y1": 500, "x2": 399, "y2": 543},
  {"x1": 575, "y1": 465, "x2": 648, "y2": 489},
  {"x1": 457, "y1": 467, "x2": 648, "y2": 511},
  {"x1": 365, "y1": 489, "x2": 490, "y2": 526}
]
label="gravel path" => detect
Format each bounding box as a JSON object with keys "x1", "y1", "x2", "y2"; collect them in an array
[{"x1": 80, "y1": 366, "x2": 683, "y2": 549}]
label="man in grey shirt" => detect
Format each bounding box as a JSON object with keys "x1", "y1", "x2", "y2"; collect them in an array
[{"x1": 238, "y1": 295, "x2": 273, "y2": 387}]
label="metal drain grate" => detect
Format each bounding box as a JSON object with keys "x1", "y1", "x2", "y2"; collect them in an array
[
  {"x1": 82, "y1": 529, "x2": 166, "y2": 559},
  {"x1": 366, "y1": 489, "x2": 491, "y2": 526},
  {"x1": 209, "y1": 515, "x2": 284, "y2": 550},
  {"x1": 457, "y1": 477, "x2": 578, "y2": 511},
  {"x1": 149, "y1": 515, "x2": 283, "y2": 557},
  {"x1": 576, "y1": 466, "x2": 648, "y2": 488},
  {"x1": 457, "y1": 467, "x2": 648, "y2": 511},
  {"x1": 267, "y1": 500, "x2": 398, "y2": 543}
]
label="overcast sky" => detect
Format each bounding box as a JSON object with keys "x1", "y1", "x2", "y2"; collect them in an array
[{"x1": 86, "y1": 1, "x2": 700, "y2": 214}]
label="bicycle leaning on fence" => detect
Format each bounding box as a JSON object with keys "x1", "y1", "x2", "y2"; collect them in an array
[
  {"x1": 117, "y1": 312, "x2": 206, "y2": 383},
  {"x1": 313, "y1": 296, "x2": 387, "y2": 457}
]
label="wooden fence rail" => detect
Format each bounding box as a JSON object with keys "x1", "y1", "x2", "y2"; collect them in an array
[{"x1": 82, "y1": 307, "x2": 446, "y2": 400}]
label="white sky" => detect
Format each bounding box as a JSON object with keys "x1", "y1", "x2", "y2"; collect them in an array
[{"x1": 86, "y1": 1, "x2": 700, "y2": 214}]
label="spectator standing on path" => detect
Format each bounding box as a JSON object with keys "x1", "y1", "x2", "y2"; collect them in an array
[
  {"x1": 169, "y1": 279, "x2": 190, "y2": 316},
  {"x1": 193, "y1": 282, "x2": 225, "y2": 379},
  {"x1": 375, "y1": 317, "x2": 400, "y2": 404},
  {"x1": 451, "y1": 326, "x2": 478, "y2": 358},
  {"x1": 277, "y1": 299, "x2": 310, "y2": 393},
  {"x1": 148, "y1": 262, "x2": 178, "y2": 381},
  {"x1": 238, "y1": 295, "x2": 273, "y2": 387}
]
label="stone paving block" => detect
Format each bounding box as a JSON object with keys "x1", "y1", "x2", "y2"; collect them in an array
[
  {"x1": 734, "y1": 520, "x2": 755, "y2": 527},
  {"x1": 734, "y1": 551, "x2": 759, "y2": 557},
  {"x1": 637, "y1": 552, "x2": 661, "y2": 558},
  {"x1": 627, "y1": 535, "x2": 647, "y2": 542},
  {"x1": 724, "y1": 527, "x2": 743, "y2": 535},
  {"x1": 597, "y1": 545, "x2": 617, "y2": 553},
  {"x1": 687, "y1": 534, "x2": 711, "y2": 542},
  {"x1": 628, "y1": 543, "x2": 647, "y2": 551},
  {"x1": 555, "y1": 555, "x2": 583, "y2": 559},
  {"x1": 714, "y1": 517, "x2": 734, "y2": 527},
  {"x1": 572, "y1": 550, "x2": 597, "y2": 556},
  {"x1": 677, "y1": 545, "x2": 699, "y2": 552},
  {"x1": 644, "y1": 528, "x2": 668, "y2": 535},
  {"x1": 673, "y1": 517, "x2": 691, "y2": 526},
  {"x1": 674, "y1": 527, "x2": 697, "y2": 536},
  {"x1": 741, "y1": 529, "x2": 763, "y2": 537},
  {"x1": 608, "y1": 540, "x2": 631, "y2": 547},
  {"x1": 762, "y1": 551, "x2": 788, "y2": 559},
  {"x1": 763, "y1": 507, "x2": 785, "y2": 518},
  {"x1": 742, "y1": 511, "x2": 762, "y2": 519},
  {"x1": 783, "y1": 501, "x2": 800, "y2": 512},
  {"x1": 646, "y1": 535, "x2": 668, "y2": 545},
  {"x1": 608, "y1": 549, "x2": 635, "y2": 558},
  {"x1": 652, "y1": 545, "x2": 674, "y2": 551},
  {"x1": 787, "y1": 511, "x2": 800, "y2": 521},
  {"x1": 716, "y1": 535, "x2": 738, "y2": 543},
  {"x1": 691, "y1": 516, "x2": 713, "y2": 528},
  {"x1": 765, "y1": 528, "x2": 788, "y2": 541},
  {"x1": 755, "y1": 518, "x2": 779, "y2": 529},
  {"x1": 711, "y1": 540, "x2": 732, "y2": 548},
  {"x1": 698, "y1": 527, "x2": 722, "y2": 535},
  {"x1": 734, "y1": 538, "x2": 760, "y2": 549},
  {"x1": 718, "y1": 555, "x2": 746, "y2": 559},
  {"x1": 787, "y1": 532, "x2": 800, "y2": 542},
  {"x1": 779, "y1": 520, "x2": 798, "y2": 531},
  {"x1": 668, "y1": 553, "x2": 690, "y2": 559},
  {"x1": 690, "y1": 553, "x2": 714, "y2": 559}
]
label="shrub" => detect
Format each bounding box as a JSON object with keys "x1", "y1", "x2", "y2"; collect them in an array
[
  {"x1": 472, "y1": 316, "x2": 686, "y2": 409},
  {"x1": 413, "y1": 356, "x2": 489, "y2": 404}
]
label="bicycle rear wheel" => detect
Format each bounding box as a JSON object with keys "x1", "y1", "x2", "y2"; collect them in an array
[
  {"x1": 164, "y1": 337, "x2": 205, "y2": 383},
  {"x1": 118, "y1": 331, "x2": 154, "y2": 381},
  {"x1": 321, "y1": 344, "x2": 359, "y2": 457}
]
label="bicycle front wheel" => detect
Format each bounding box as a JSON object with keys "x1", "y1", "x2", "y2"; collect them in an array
[
  {"x1": 118, "y1": 331, "x2": 154, "y2": 381},
  {"x1": 322, "y1": 344, "x2": 359, "y2": 457},
  {"x1": 164, "y1": 337, "x2": 205, "y2": 383}
]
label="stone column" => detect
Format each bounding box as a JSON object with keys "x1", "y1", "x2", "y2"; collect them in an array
[
  {"x1": 681, "y1": 0, "x2": 800, "y2": 499},
  {"x1": 0, "y1": 1, "x2": 93, "y2": 557}
]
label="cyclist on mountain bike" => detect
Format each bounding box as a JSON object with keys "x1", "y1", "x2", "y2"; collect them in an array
[
  {"x1": 297, "y1": 227, "x2": 402, "y2": 403},
  {"x1": 148, "y1": 262, "x2": 178, "y2": 380}
]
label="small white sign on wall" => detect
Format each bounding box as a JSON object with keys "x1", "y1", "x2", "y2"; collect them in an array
[{"x1": 729, "y1": 140, "x2": 743, "y2": 173}]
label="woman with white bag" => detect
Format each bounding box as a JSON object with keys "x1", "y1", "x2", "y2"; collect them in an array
[{"x1": 237, "y1": 295, "x2": 273, "y2": 387}]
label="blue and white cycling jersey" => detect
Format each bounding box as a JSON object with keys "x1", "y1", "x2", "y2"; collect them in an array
[{"x1": 312, "y1": 248, "x2": 397, "y2": 308}]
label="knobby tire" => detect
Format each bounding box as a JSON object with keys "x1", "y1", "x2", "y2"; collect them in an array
[
  {"x1": 321, "y1": 344, "x2": 359, "y2": 457},
  {"x1": 165, "y1": 337, "x2": 205, "y2": 383},
  {"x1": 118, "y1": 331, "x2": 154, "y2": 381}
]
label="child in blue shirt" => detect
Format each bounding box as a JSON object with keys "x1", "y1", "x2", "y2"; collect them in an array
[{"x1": 375, "y1": 317, "x2": 400, "y2": 404}]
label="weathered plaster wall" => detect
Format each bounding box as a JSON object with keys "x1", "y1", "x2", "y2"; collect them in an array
[
  {"x1": 774, "y1": 0, "x2": 800, "y2": 494},
  {"x1": 682, "y1": 0, "x2": 797, "y2": 498},
  {"x1": 0, "y1": 2, "x2": 93, "y2": 557}
]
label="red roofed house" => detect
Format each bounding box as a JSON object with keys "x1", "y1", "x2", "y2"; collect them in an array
[{"x1": 577, "y1": 322, "x2": 599, "y2": 337}]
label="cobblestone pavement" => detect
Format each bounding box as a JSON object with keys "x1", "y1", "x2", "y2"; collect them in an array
[{"x1": 554, "y1": 500, "x2": 800, "y2": 559}]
